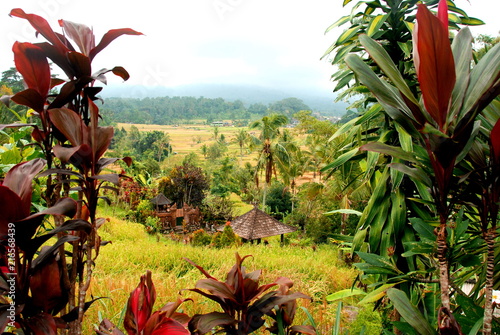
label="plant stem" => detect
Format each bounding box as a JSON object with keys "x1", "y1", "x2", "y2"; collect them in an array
[
  {"x1": 437, "y1": 224, "x2": 450, "y2": 311},
  {"x1": 482, "y1": 228, "x2": 497, "y2": 335}
]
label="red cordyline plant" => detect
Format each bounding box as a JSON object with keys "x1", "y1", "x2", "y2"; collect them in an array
[
  {"x1": 0, "y1": 8, "x2": 141, "y2": 334},
  {"x1": 97, "y1": 271, "x2": 191, "y2": 335},
  {"x1": 344, "y1": 0, "x2": 499, "y2": 333},
  {"x1": 97, "y1": 254, "x2": 315, "y2": 335},
  {"x1": 0, "y1": 159, "x2": 91, "y2": 333},
  {"x1": 184, "y1": 253, "x2": 314, "y2": 335}
]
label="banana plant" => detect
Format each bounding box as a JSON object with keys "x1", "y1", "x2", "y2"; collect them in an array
[{"x1": 343, "y1": 0, "x2": 500, "y2": 333}]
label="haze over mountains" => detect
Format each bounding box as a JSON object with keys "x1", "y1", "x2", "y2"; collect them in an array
[{"x1": 101, "y1": 83, "x2": 350, "y2": 117}]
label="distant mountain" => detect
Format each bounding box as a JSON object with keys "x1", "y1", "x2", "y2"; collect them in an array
[{"x1": 100, "y1": 83, "x2": 349, "y2": 117}]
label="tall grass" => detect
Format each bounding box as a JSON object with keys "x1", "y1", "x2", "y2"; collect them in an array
[{"x1": 83, "y1": 206, "x2": 368, "y2": 334}]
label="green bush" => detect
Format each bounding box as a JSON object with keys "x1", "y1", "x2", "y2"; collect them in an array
[
  {"x1": 134, "y1": 199, "x2": 154, "y2": 223},
  {"x1": 211, "y1": 225, "x2": 240, "y2": 248},
  {"x1": 191, "y1": 229, "x2": 212, "y2": 247},
  {"x1": 348, "y1": 304, "x2": 383, "y2": 335},
  {"x1": 144, "y1": 216, "x2": 161, "y2": 235}
]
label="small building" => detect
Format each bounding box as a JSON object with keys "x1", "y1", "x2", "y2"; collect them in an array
[
  {"x1": 211, "y1": 121, "x2": 232, "y2": 127},
  {"x1": 230, "y1": 206, "x2": 297, "y2": 243},
  {"x1": 150, "y1": 193, "x2": 173, "y2": 212}
]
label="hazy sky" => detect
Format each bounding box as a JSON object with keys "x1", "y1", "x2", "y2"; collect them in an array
[{"x1": 0, "y1": 0, "x2": 499, "y2": 97}]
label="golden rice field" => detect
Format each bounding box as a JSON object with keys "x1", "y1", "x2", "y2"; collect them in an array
[
  {"x1": 81, "y1": 205, "x2": 375, "y2": 334},
  {"x1": 116, "y1": 122, "x2": 322, "y2": 185},
  {"x1": 117, "y1": 122, "x2": 256, "y2": 160}
]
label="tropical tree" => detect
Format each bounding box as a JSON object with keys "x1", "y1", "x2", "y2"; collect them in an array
[
  {"x1": 248, "y1": 113, "x2": 290, "y2": 208},
  {"x1": 322, "y1": 0, "x2": 482, "y2": 103},
  {"x1": 339, "y1": 0, "x2": 500, "y2": 332},
  {"x1": 234, "y1": 128, "x2": 250, "y2": 159},
  {"x1": 212, "y1": 126, "x2": 219, "y2": 140},
  {"x1": 1, "y1": 67, "x2": 24, "y2": 93},
  {"x1": 158, "y1": 163, "x2": 209, "y2": 207}
]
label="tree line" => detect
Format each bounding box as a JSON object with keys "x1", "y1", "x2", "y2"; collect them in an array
[{"x1": 98, "y1": 96, "x2": 311, "y2": 125}]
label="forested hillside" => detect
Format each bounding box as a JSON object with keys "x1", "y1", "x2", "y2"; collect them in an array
[{"x1": 99, "y1": 96, "x2": 318, "y2": 125}]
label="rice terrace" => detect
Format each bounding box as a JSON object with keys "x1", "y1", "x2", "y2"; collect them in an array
[{"x1": 0, "y1": 1, "x2": 499, "y2": 335}]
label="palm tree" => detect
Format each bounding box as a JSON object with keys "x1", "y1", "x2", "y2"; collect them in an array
[
  {"x1": 234, "y1": 128, "x2": 249, "y2": 160},
  {"x1": 249, "y1": 113, "x2": 290, "y2": 209}
]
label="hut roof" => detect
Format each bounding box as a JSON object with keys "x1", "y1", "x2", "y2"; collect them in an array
[
  {"x1": 230, "y1": 206, "x2": 297, "y2": 240},
  {"x1": 150, "y1": 193, "x2": 173, "y2": 206}
]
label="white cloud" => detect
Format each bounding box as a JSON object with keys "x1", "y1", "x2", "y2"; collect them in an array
[{"x1": 0, "y1": 0, "x2": 498, "y2": 95}]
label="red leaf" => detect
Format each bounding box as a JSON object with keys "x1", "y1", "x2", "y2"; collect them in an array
[
  {"x1": 94, "y1": 126, "x2": 114, "y2": 161},
  {"x1": 195, "y1": 278, "x2": 237, "y2": 302},
  {"x1": 188, "y1": 312, "x2": 237, "y2": 335},
  {"x1": 0, "y1": 186, "x2": 24, "y2": 236},
  {"x1": 159, "y1": 298, "x2": 192, "y2": 320},
  {"x1": 112, "y1": 66, "x2": 130, "y2": 81},
  {"x1": 413, "y1": 3, "x2": 455, "y2": 131},
  {"x1": 66, "y1": 144, "x2": 93, "y2": 168},
  {"x1": 437, "y1": 0, "x2": 448, "y2": 31},
  {"x1": 50, "y1": 77, "x2": 66, "y2": 89},
  {"x1": 30, "y1": 255, "x2": 66, "y2": 314},
  {"x1": 11, "y1": 88, "x2": 45, "y2": 112},
  {"x1": 290, "y1": 325, "x2": 317, "y2": 335},
  {"x1": 491, "y1": 119, "x2": 500, "y2": 163},
  {"x1": 10, "y1": 9, "x2": 69, "y2": 53},
  {"x1": 89, "y1": 28, "x2": 143, "y2": 61},
  {"x1": 53, "y1": 144, "x2": 81, "y2": 164},
  {"x1": 150, "y1": 318, "x2": 191, "y2": 335},
  {"x1": 12, "y1": 42, "x2": 51, "y2": 99},
  {"x1": 67, "y1": 51, "x2": 91, "y2": 77},
  {"x1": 59, "y1": 20, "x2": 95, "y2": 56},
  {"x1": 22, "y1": 197, "x2": 78, "y2": 221},
  {"x1": 48, "y1": 108, "x2": 84, "y2": 145},
  {"x1": 90, "y1": 174, "x2": 120, "y2": 185},
  {"x1": 97, "y1": 319, "x2": 126, "y2": 335},
  {"x1": 37, "y1": 42, "x2": 75, "y2": 79},
  {"x1": 3, "y1": 158, "x2": 46, "y2": 217},
  {"x1": 124, "y1": 271, "x2": 156, "y2": 334},
  {"x1": 21, "y1": 312, "x2": 57, "y2": 335},
  {"x1": 184, "y1": 257, "x2": 218, "y2": 280}
]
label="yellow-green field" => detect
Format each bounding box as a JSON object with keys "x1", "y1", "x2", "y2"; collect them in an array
[
  {"x1": 116, "y1": 122, "x2": 322, "y2": 185},
  {"x1": 117, "y1": 122, "x2": 256, "y2": 161},
  {"x1": 82, "y1": 205, "x2": 365, "y2": 334}
]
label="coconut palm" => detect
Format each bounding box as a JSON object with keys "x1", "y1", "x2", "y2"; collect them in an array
[
  {"x1": 249, "y1": 113, "x2": 290, "y2": 208},
  {"x1": 234, "y1": 128, "x2": 250, "y2": 160}
]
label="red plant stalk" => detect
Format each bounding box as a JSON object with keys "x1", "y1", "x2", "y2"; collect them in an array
[
  {"x1": 8, "y1": 9, "x2": 141, "y2": 334},
  {"x1": 414, "y1": 0, "x2": 456, "y2": 312},
  {"x1": 482, "y1": 119, "x2": 500, "y2": 335}
]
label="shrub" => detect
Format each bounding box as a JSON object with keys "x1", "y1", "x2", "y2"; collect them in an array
[
  {"x1": 144, "y1": 216, "x2": 161, "y2": 235},
  {"x1": 211, "y1": 224, "x2": 240, "y2": 248},
  {"x1": 191, "y1": 229, "x2": 212, "y2": 247},
  {"x1": 184, "y1": 253, "x2": 315, "y2": 335},
  {"x1": 201, "y1": 194, "x2": 235, "y2": 225},
  {"x1": 348, "y1": 304, "x2": 383, "y2": 335},
  {"x1": 132, "y1": 199, "x2": 154, "y2": 223}
]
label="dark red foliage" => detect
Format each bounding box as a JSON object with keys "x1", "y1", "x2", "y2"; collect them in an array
[
  {"x1": 184, "y1": 253, "x2": 312, "y2": 335},
  {"x1": 1, "y1": 8, "x2": 141, "y2": 334},
  {"x1": 98, "y1": 271, "x2": 191, "y2": 335}
]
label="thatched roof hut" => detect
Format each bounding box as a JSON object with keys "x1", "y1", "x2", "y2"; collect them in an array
[
  {"x1": 150, "y1": 193, "x2": 173, "y2": 210},
  {"x1": 230, "y1": 206, "x2": 297, "y2": 240}
]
